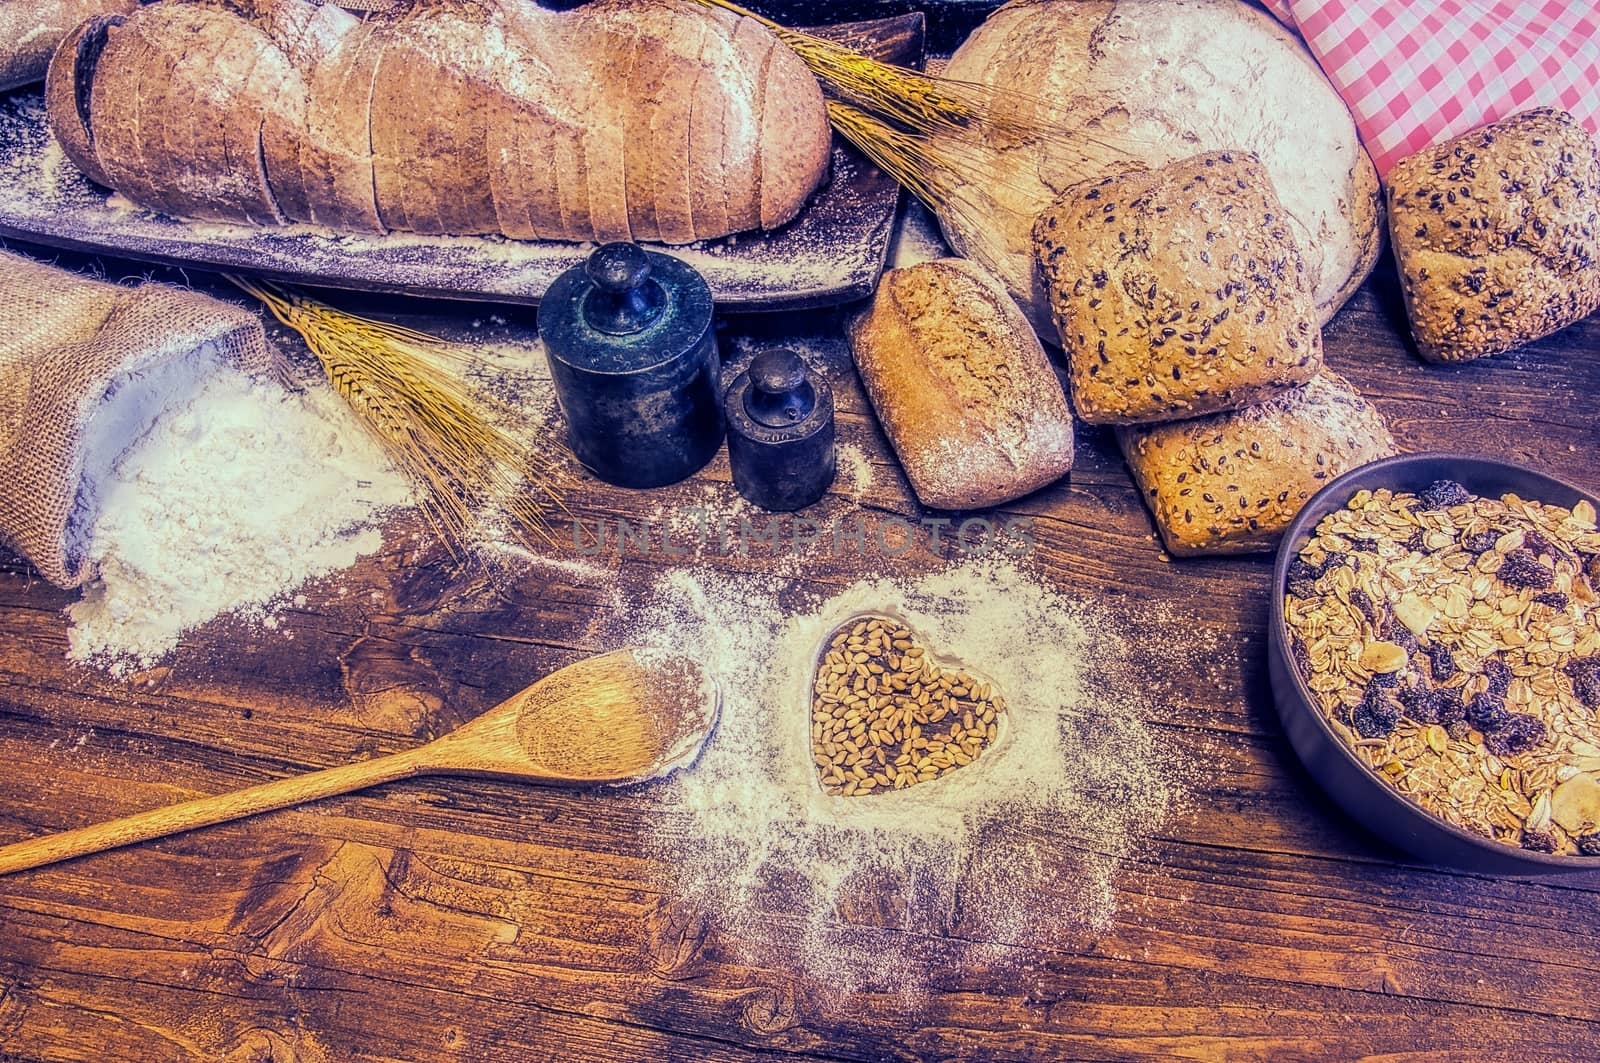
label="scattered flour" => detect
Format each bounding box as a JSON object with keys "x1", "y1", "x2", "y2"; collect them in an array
[
  {"x1": 621, "y1": 557, "x2": 1178, "y2": 999},
  {"x1": 834, "y1": 441, "x2": 875, "y2": 502},
  {"x1": 452, "y1": 333, "x2": 619, "y2": 587},
  {"x1": 65, "y1": 352, "x2": 411, "y2": 673}
]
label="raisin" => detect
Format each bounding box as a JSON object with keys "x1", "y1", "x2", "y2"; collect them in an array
[
  {"x1": 1392, "y1": 628, "x2": 1419, "y2": 656},
  {"x1": 1565, "y1": 658, "x2": 1600, "y2": 710},
  {"x1": 1462, "y1": 531, "x2": 1500, "y2": 553},
  {"x1": 1428, "y1": 644, "x2": 1459, "y2": 680},
  {"x1": 1287, "y1": 558, "x2": 1321, "y2": 583},
  {"x1": 1481, "y1": 657, "x2": 1512, "y2": 697},
  {"x1": 1351, "y1": 687, "x2": 1400, "y2": 738},
  {"x1": 1371, "y1": 669, "x2": 1401, "y2": 688},
  {"x1": 1349, "y1": 588, "x2": 1382, "y2": 628},
  {"x1": 1418, "y1": 480, "x2": 1472, "y2": 509},
  {"x1": 1498, "y1": 548, "x2": 1554, "y2": 590},
  {"x1": 1350, "y1": 538, "x2": 1379, "y2": 553},
  {"x1": 1446, "y1": 719, "x2": 1472, "y2": 741},
  {"x1": 1466, "y1": 694, "x2": 1510, "y2": 732},
  {"x1": 1396, "y1": 685, "x2": 1440, "y2": 723},
  {"x1": 1484, "y1": 713, "x2": 1547, "y2": 757},
  {"x1": 1404, "y1": 528, "x2": 1427, "y2": 554},
  {"x1": 1521, "y1": 829, "x2": 1559, "y2": 854},
  {"x1": 1578, "y1": 834, "x2": 1600, "y2": 857},
  {"x1": 1522, "y1": 529, "x2": 1556, "y2": 558},
  {"x1": 1533, "y1": 591, "x2": 1571, "y2": 611},
  {"x1": 1434, "y1": 689, "x2": 1465, "y2": 726},
  {"x1": 1290, "y1": 637, "x2": 1313, "y2": 680}
]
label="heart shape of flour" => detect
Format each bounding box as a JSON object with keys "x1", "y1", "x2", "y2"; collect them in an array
[{"x1": 810, "y1": 614, "x2": 1005, "y2": 796}]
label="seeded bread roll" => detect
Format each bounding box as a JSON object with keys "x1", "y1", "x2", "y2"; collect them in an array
[
  {"x1": 1388, "y1": 108, "x2": 1600, "y2": 363},
  {"x1": 847, "y1": 257, "x2": 1076, "y2": 510},
  {"x1": 1034, "y1": 151, "x2": 1322, "y2": 426},
  {"x1": 1118, "y1": 372, "x2": 1396, "y2": 556}
]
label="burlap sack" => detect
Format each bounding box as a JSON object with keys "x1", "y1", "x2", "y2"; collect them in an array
[{"x1": 0, "y1": 250, "x2": 276, "y2": 588}]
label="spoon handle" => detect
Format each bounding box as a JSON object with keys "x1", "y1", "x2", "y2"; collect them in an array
[{"x1": 0, "y1": 748, "x2": 429, "y2": 876}]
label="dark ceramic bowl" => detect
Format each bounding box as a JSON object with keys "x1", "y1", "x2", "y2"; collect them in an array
[{"x1": 1268, "y1": 452, "x2": 1600, "y2": 875}]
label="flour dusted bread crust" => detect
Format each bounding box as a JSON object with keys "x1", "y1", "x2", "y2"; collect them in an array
[
  {"x1": 1118, "y1": 372, "x2": 1396, "y2": 556},
  {"x1": 46, "y1": 0, "x2": 830, "y2": 243},
  {"x1": 1388, "y1": 108, "x2": 1600, "y2": 364},
  {"x1": 0, "y1": 0, "x2": 136, "y2": 92},
  {"x1": 847, "y1": 258, "x2": 1076, "y2": 510},
  {"x1": 937, "y1": 0, "x2": 1383, "y2": 336},
  {"x1": 1034, "y1": 151, "x2": 1322, "y2": 425}
]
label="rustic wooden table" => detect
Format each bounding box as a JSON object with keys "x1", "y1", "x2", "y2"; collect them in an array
[{"x1": 1, "y1": 240, "x2": 1597, "y2": 1061}]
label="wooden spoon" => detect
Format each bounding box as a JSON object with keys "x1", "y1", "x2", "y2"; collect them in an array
[{"x1": 0, "y1": 649, "x2": 718, "y2": 876}]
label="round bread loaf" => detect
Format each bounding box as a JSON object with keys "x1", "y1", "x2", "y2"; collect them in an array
[{"x1": 937, "y1": 0, "x2": 1383, "y2": 336}]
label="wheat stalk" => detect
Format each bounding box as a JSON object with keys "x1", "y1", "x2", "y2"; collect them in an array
[
  {"x1": 686, "y1": 0, "x2": 976, "y2": 130},
  {"x1": 684, "y1": 0, "x2": 1135, "y2": 245},
  {"x1": 686, "y1": 0, "x2": 1128, "y2": 147},
  {"x1": 227, "y1": 275, "x2": 568, "y2": 558}
]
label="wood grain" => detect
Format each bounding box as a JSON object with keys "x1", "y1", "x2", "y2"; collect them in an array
[{"x1": 0, "y1": 246, "x2": 1597, "y2": 1061}]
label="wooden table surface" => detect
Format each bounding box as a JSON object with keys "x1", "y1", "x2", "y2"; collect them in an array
[{"x1": 1, "y1": 234, "x2": 1598, "y2": 1062}]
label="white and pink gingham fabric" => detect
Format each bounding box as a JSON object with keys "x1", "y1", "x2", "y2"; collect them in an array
[{"x1": 1259, "y1": 0, "x2": 1600, "y2": 179}]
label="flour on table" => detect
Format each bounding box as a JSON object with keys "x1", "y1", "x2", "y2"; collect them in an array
[
  {"x1": 65, "y1": 350, "x2": 411, "y2": 674},
  {"x1": 834, "y1": 441, "x2": 874, "y2": 502},
  {"x1": 622, "y1": 557, "x2": 1180, "y2": 999}
]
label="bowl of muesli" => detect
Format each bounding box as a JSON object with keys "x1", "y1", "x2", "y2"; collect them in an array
[{"x1": 1269, "y1": 452, "x2": 1600, "y2": 873}]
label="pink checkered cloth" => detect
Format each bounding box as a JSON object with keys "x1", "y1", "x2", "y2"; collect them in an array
[{"x1": 1260, "y1": 0, "x2": 1600, "y2": 179}]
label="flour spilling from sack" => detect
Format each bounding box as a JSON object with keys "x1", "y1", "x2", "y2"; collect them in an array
[
  {"x1": 621, "y1": 558, "x2": 1181, "y2": 996},
  {"x1": 65, "y1": 350, "x2": 410, "y2": 673}
]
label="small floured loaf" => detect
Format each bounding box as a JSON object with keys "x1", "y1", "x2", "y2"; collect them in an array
[
  {"x1": 1118, "y1": 372, "x2": 1396, "y2": 556},
  {"x1": 848, "y1": 257, "x2": 1075, "y2": 510},
  {"x1": 1034, "y1": 151, "x2": 1322, "y2": 425},
  {"x1": 1388, "y1": 108, "x2": 1600, "y2": 363}
]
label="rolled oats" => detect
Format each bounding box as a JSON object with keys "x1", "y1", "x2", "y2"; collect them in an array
[{"x1": 1284, "y1": 480, "x2": 1600, "y2": 856}]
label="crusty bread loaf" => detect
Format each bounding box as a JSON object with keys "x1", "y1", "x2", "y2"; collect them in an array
[
  {"x1": 685, "y1": 25, "x2": 732, "y2": 242},
  {"x1": 936, "y1": 0, "x2": 1384, "y2": 337},
  {"x1": 0, "y1": 0, "x2": 135, "y2": 93},
  {"x1": 724, "y1": 16, "x2": 772, "y2": 235},
  {"x1": 190, "y1": 8, "x2": 291, "y2": 225},
  {"x1": 302, "y1": 21, "x2": 387, "y2": 231},
  {"x1": 46, "y1": 0, "x2": 831, "y2": 244},
  {"x1": 1388, "y1": 108, "x2": 1600, "y2": 363},
  {"x1": 44, "y1": 16, "x2": 119, "y2": 188},
  {"x1": 847, "y1": 258, "x2": 1076, "y2": 510},
  {"x1": 484, "y1": 33, "x2": 567, "y2": 242},
  {"x1": 585, "y1": 13, "x2": 638, "y2": 243},
  {"x1": 1118, "y1": 372, "x2": 1396, "y2": 556},
  {"x1": 255, "y1": 0, "x2": 351, "y2": 225},
  {"x1": 1034, "y1": 151, "x2": 1322, "y2": 425},
  {"x1": 82, "y1": 14, "x2": 166, "y2": 214}
]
